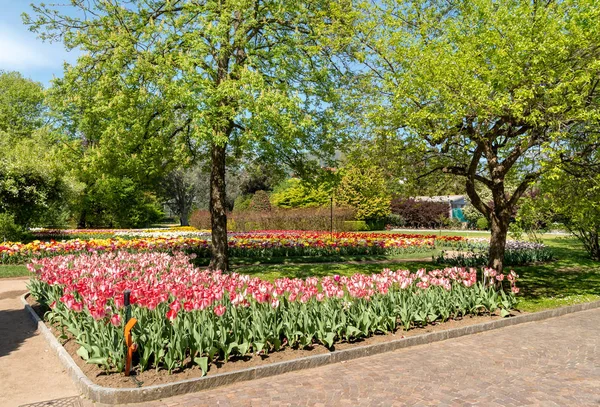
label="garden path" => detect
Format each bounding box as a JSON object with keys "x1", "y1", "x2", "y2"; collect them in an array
[
  {"x1": 0, "y1": 278, "x2": 78, "y2": 407},
  {"x1": 93, "y1": 307, "x2": 600, "y2": 406}
]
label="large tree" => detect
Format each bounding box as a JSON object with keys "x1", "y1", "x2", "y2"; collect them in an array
[
  {"x1": 0, "y1": 71, "x2": 72, "y2": 227},
  {"x1": 27, "y1": 0, "x2": 350, "y2": 270},
  {"x1": 356, "y1": 0, "x2": 600, "y2": 271}
]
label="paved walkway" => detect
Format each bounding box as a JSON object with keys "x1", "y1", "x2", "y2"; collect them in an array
[
  {"x1": 105, "y1": 308, "x2": 600, "y2": 407},
  {"x1": 0, "y1": 278, "x2": 78, "y2": 407}
]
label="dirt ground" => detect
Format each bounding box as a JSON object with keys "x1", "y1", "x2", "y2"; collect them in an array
[{"x1": 0, "y1": 278, "x2": 78, "y2": 407}]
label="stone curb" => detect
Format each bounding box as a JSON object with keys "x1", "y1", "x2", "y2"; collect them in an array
[{"x1": 21, "y1": 293, "x2": 600, "y2": 405}]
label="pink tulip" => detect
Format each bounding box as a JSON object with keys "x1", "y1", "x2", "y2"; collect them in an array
[
  {"x1": 214, "y1": 304, "x2": 226, "y2": 316},
  {"x1": 110, "y1": 314, "x2": 122, "y2": 326},
  {"x1": 166, "y1": 308, "x2": 178, "y2": 322},
  {"x1": 511, "y1": 286, "x2": 520, "y2": 294}
]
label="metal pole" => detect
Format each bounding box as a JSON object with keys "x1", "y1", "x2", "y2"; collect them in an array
[
  {"x1": 124, "y1": 289, "x2": 131, "y2": 323},
  {"x1": 330, "y1": 195, "x2": 333, "y2": 239}
]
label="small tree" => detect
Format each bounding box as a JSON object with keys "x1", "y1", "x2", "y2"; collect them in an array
[
  {"x1": 249, "y1": 190, "x2": 272, "y2": 212},
  {"x1": 161, "y1": 168, "x2": 201, "y2": 226},
  {"x1": 336, "y1": 165, "x2": 391, "y2": 221},
  {"x1": 357, "y1": 0, "x2": 600, "y2": 270}
]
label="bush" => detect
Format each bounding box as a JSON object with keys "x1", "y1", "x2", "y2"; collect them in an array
[
  {"x1": 233, "y1": 195, "x2": 252, "y2": 212},
  {"x1": 476, "y1": 217, "x2": 489, "y2": 230},
  {"x1": 270, "y1": 178, "x2": 330, "y2": 208},
  {"x1": 385, "y1": 214, "x2": 405, "y2": 228},
  {"x1": 191, "y1": 207, "x2": 357, "y2": 232},
  {"x1": 390, "y1": 197, "x2": 449, "y2": 228},
  {"x1": 248, "y1": 190, "x2": 272, "y2": 212},
  {"x1": 343, "y1": 221, "x2": 369, "y2": 231},
  {"x1": 0, "y1": 213, "x2": 23, "y2": 242},
  {"x1": 335, "y1": 165, "x2": 391, "y2": 221}
]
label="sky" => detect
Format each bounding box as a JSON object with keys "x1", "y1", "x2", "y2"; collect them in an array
[{"x1": 0, "y1": 0, "x2": 79, "y2": 86}]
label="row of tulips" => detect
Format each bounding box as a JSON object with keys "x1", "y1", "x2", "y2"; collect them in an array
[
  {"x1": 28, "y1": 251, "x2": 519, "y2": 374},
  {"x1": 434, "y1": 240, "x2": 554, "y2": 266},
  {"x1": 2, "y1": 232, "x2": 465, "y2": 264}
]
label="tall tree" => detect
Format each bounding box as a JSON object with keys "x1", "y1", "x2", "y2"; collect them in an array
[
  {"x1": 27, "y1": 0, "x2": 350, "y2": 270},
  {"x1": 0, "y1": 71, "x2": 72, "y2": 227},
  {"x1": 356, "y1": 0, "x2": 600, "y2": 271}
]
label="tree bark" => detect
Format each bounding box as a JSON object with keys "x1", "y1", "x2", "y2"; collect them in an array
[
  {"x1": 209, "y1": 142, "x2": 229, "y2": 271},
  {"x1": 488, "y1": 212, "x2": 509, "y2": 272},
  {"x1": 180, "y1": 209, "x2": 190, "y2": 226}
]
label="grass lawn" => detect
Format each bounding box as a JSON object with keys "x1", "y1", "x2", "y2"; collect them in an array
[
  {"x1": 3, "y1": 234, "x2": 599, "y2": 313},
  {"x1": 0, "y1": 265, "x2": 29, "y2": 278}
]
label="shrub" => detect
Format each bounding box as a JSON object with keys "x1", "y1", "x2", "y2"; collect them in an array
[
  {"x1": 390, "y1": 197, "x2": 449, "y2": 228},
  {"x1": 0, "y1": 213, "x2": 23, "y2": 242},
  {"x1": 270, "y1": 178, "x2": 330, "y2": 208},
  {"x1": 190, "y1": 207, "x2": 357, "y2": 232},
  {"x1": 343, "y1": 221, "x2": 369, "y2": 231},
  {"x1": 233, "y1": 195, "x2": 252, "y2": 212},
  {"x1": 336, "y1": 165, "x2": 391, "y2": 221},
  {"x1": 248, "y1": 190, "x2": 272, "y2": 212},
  {"x1": 476, "y1": 217, "x2": 489, "y2": 230}
]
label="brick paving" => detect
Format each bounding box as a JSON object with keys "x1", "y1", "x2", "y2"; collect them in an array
[{"x1": 88, "y1": 308, "x2": 600, "y2": 407}]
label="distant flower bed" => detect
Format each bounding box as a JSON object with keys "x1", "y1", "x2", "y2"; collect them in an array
[
  {"x1": 435, "y1": 240, "x2": 554, "y2": 266},
  {"x1": 1, "y1": 231, "x2": 464, "y2": 264},
  {"x1": 28, "y1": 251, "x2": 519, "y2": 374},
  {"x1": 30, "y1": 226, "x2": 202, "y2": 240}
]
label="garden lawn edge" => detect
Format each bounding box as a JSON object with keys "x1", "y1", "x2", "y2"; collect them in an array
[{"x1": 21, "y1": 293, "x2": 600, "y2": 405}]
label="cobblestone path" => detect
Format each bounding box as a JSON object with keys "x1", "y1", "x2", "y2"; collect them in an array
[{"x1": 99, "y1": 307, "x2": 600, "y2": 406}]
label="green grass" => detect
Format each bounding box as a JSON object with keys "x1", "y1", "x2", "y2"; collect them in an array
[{"x1": 0, "y1": 265, "x2": 29, "y2": 278}]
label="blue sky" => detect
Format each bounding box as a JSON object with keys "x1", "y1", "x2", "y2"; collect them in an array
[{"x1": 0, "y1": 1, "x2": 79, "y2": 86}]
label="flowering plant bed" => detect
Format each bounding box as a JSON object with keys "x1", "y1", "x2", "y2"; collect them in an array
[
  {"x1": 28, "y1": 252, "x2": 519, "y2": 377},
  {"x1": 435, "y1": 240, "x2": 554, "y2": 266},
  {"x1": 2, "y1": 231, "x2": 464, "y2": 264}
]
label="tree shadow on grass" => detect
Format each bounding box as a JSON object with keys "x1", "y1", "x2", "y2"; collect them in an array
[{"x1": 515, "y1": 237, "x2": 600, "y2": 301}]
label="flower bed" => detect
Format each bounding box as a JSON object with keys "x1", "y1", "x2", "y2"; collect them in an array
[
  {"x1": 28, "y1": 251, "x2": 519, "y2": 375},
  {"x1": 30, "y1": 226, "x2": 202, "y2": 240},
  {"x1": 1, "y1": 232, "x2": 463, "y2": 264},
  {"x1": 434, "y1": 240, "x2": 554, "y2": 266}
]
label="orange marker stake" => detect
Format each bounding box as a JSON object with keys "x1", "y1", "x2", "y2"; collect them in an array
[{"x1": 124, "y1": 317, "x2": 138, "y2": 376}]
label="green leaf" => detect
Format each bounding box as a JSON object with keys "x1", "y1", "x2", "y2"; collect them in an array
[{"x1": 76, "y1": 346, "x2": 89, "y2": 361}]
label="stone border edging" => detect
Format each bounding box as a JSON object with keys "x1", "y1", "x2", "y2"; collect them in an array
[{"x1": 21, "y1": 294, "x2": 600, "y2": 405}]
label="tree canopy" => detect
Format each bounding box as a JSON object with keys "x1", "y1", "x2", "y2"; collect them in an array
[{"x1": 355, "y1": 0, "x2": 600, "y2": 270}]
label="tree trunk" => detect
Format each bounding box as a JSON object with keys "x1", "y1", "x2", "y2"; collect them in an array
[
  {"x1": 208, "y1": 142, "x2": 229, "y2": 271},
  {"x1": 488, "y1": 213, "x2": 509, "y2": 272},
  {"x1": 180, "y1": 209, "x2": 190, "y2": 226}
]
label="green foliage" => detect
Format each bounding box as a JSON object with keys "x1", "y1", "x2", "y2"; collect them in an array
[
  {"x1": 233, "y1": 195, "x2": 253, "y2": 212},
  {"x1": 532, "y1": 166, "x2": 600, "y2": 260},
  {"x1": 476, "y1": 218, "x2": 490, "y2": 231},
  {"x1": 248, "y1": 191, "x2": 272, "y2": 212},
  {"x1": 270, "y1": 178, "x2": 330, "y2": 209},
  {"x1": 0, "y1": 71, "x2": 45, "y2": 137},
  {"x1": 0, "y1": 72, "x2": 73, "y2": 228},
  {"x1": 342, "y1": 221, "x2": 369, "y2": 231},
  {"x1": 356, "y1": 0, "x2": 600, "y2": 268},
  {"x1": 0, "y1": 213, "x2": 23, "y2": 242},
  {"x1": 336, "y1": 165, "x2": 391, "y2": 221},
  {"x1": 462, "y1": 204, "x2": 485, "y2": 230},
  {"x1": 79, "y1": 176, "x2": 163, "y2": 228}
]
